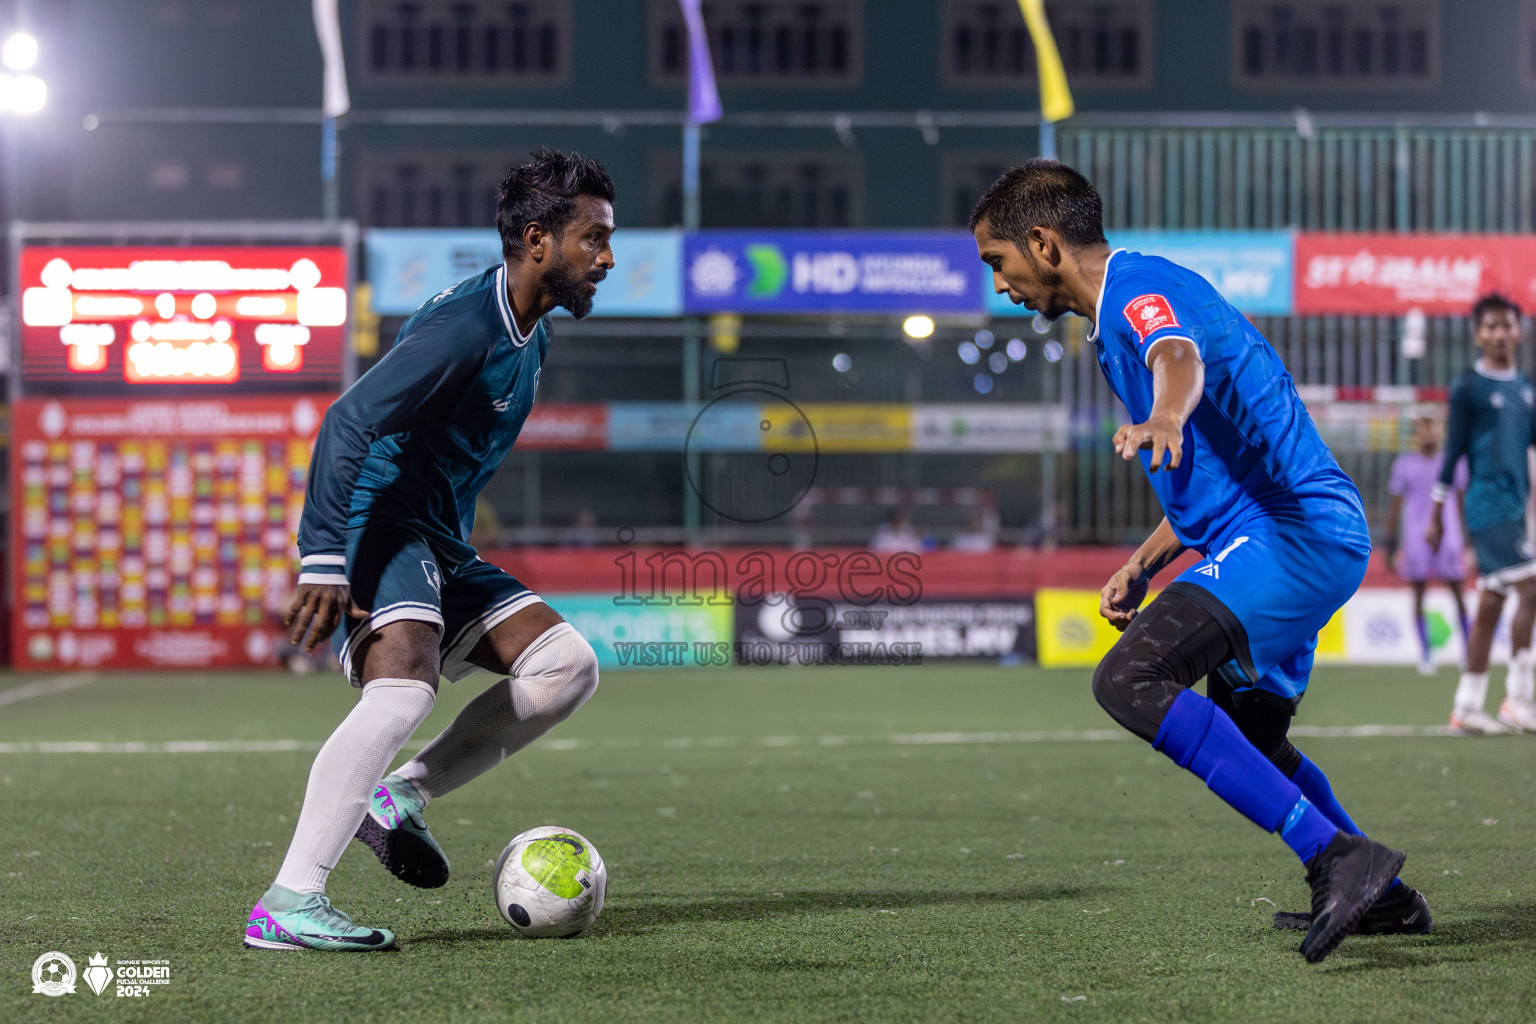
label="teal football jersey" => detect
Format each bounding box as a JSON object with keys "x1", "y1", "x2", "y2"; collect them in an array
[
  {"x1": 297, "y1": 264, "x2": 545, "y2": 581},
  {"x1": 1439, "y1": 363, "x2": 1536, "y2": 532}
]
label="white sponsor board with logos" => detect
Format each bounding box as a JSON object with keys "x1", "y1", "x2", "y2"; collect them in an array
[{"x1": 1329, "y1": 587, "x2": 1517, "y2": 666}]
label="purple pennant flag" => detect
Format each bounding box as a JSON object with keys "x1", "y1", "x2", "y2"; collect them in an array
[{"x1": 678, "y1": 0, "x2": 722, "y2": 124}]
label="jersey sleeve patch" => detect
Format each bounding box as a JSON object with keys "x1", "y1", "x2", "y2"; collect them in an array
[{"x1": 1122, "y1": 294, "x2": 1180, "y2": 342}]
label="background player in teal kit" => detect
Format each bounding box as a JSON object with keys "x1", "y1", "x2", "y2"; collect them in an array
[
  {"x1": 1426, "y1": 295, "x2": 1536, "y2": 735},
  {"x1": 243, "y1": 149, "x2": 615, "y2": 951},
  {"x1": 971, "y1": 160, "x2": 1427, "y2": 964}
]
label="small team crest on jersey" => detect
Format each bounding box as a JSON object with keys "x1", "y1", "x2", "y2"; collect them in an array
[
  {"x1": 422, "y1": 561, "x2": 442, "y2": 595},
  {"x1": 1123, "y1": 294, "x2": 1179, "y2": 342}
]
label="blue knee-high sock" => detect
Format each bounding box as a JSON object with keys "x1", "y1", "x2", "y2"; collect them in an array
[
  {"x1": 1290, "y1": 753, "x2": 1403, "y2": 892},
  {"x1": 1153, "y1": 690, "x2": 1338, "y2": 865},
  {"x1": 1414, "y1": 614, "x2": 1432, "y2": 662},
  {"x1": 1290, "y1": 754, "x2": 1362, "y2": 835}
]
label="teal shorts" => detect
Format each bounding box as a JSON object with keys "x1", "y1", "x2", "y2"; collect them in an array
[
  {"x1": 1470, "y1": 519, "x2": 1536, "y2": 594},
  {"x1": 331, "y1": 518, "x2": 541, "y2": 686}
]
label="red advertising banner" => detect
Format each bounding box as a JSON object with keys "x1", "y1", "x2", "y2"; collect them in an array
[
  {"x1": 18, "y1": 246, "x2": 348, "y2": 392},
  {"x1": 517, "y1": 403, "x2": 609, "y2": 450},
  {"x1": 10, "y1": 395, "x2": 333, "y2": 671},
  {"x1": 1295, "y1": 233, "x2": 1536, "y2": 315}
]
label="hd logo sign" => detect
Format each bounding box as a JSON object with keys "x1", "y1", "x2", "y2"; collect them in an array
[{"x1": 683, "y1": 232, "x2": 984, "y2": 315}]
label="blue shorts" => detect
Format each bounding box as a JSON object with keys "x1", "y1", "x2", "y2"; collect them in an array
[
  {"x1": 332, "y1": 519, "x2": 542, "y2": 686},
  {"x1": 1168, "y1": 512, "x2": 1369, "y2": 705}
]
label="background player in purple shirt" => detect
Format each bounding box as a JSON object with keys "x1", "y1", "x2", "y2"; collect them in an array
[{"x1": 1388, "y1": 416, "x2": 1469, "y2": 674}]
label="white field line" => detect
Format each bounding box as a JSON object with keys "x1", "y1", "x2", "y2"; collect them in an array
[
  {"x1": 0, "y1": 672, "x2": 99, "y2": 708},
  {"x1": 0, "y1": 723, "x2": 1454, "y2": 755}
]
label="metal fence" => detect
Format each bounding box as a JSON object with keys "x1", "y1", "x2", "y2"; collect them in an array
[
  {"x1": 1048, "y1": 120, "x2": 1536, "y2": 544},
  {"x1": 1063, "y1": 121, "x2": 1536, "y2": 233}
]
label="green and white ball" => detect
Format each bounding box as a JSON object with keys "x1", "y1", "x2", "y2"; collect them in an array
[{"x1": 493, "y1": 826, "x2": 607, "y2": 938}]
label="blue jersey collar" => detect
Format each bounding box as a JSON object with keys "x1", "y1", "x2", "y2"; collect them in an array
[
  {"x1": 494, "y1": 263, "x2": 534, "y2": 348},
  {"x1": 1085, "y1": 248, "x2": 1128, "y2": 344}
]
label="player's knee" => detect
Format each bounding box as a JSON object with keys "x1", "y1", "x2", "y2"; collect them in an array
[
  {"x1": 1092, "y1": 643, "x2": 1164, "y2": 743},
  {"x1": 513, "y1": 622, "x2": 599, "y2": 719},
  {"x1": 1266, "y1": 740, "x2": 1302, "y2": 777}
]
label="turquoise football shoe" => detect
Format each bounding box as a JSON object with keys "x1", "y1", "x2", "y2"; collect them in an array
[
  {"x1": 354, "y1": 774, "x2": 450, "y2": 888},
  {"x1": 243, "y1": 885, "x2": 395, "y2": 951}
]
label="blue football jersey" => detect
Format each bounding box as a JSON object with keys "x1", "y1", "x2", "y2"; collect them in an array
[
  {"x1": 297, "y1": 263, "x2": 546, "y2": 582},
  {"x1": 1090, "y1": 249, "x2": 1365, "y2": 554}
]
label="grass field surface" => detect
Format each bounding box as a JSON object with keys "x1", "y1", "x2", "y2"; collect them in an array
[{"x1": 3, "y1": 664, "x2": 1534, "y2": 1023}]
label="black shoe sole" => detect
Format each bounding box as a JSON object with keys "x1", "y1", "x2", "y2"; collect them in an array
[
  {"x1": 1273, "y1": 891, "x2": 1432, "y2": 936},
  {"x1": 1299, "y1": 845, "x2": 1406, "y2": 963},
  {"x1": 355, "y1": 815, "x2": 450, "y2": 889}
]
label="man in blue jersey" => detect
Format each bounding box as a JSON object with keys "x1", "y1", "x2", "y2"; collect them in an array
[
  {"x1": 243, "y1": 149, "x2": 614, "y2": 951},
  {"x1": 970, "y1": 160, "x2": 1426, "y2": 963}
]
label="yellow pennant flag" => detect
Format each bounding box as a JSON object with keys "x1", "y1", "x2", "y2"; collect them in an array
[{"x1": 1017, "y1": 0, "x2": 1074, "y2": 123}]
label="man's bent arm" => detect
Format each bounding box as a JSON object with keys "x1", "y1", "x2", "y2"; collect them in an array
[
  {"x1": 1127, "y1": 517, "x2": 1187, "y2": 579},
  {"x1": 1146, "y1": 338, "x2": 1204, "y2": 430},
  {"x1": 297, "y1": 310, "x2": 489, "y2": 577},
  {"x1": 1114, "y1": 338, "x2": 1205, "y2": 470}
]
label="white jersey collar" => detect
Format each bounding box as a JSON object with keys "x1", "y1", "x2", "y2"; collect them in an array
[
  {"x1": 1474, "y1": 359, "x2": 1518, "y2": 381},
  {"x1": 495, "y1": 263, "x2": 533, "y2": 347},
  {"x1": 1085, "y1": 248, "x2": 1127, "y2": 344}
]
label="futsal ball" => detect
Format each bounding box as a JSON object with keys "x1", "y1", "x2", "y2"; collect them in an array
[{"x1": 493, "y1": 825, "x2": 607, "y2": 938}]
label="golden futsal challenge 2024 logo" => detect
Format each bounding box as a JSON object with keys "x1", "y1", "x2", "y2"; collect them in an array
[{"x1": 31, "y1": 950, "x2": 171, "y2": 998}]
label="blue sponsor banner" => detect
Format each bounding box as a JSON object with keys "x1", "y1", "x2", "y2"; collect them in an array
[
  {"x1": 365, "y1": 228, "x2": 683, "y2": 317},
  {"x1": 985, "y1": 230, "x2": 1295, "y2": 317},
  {"x1": 684, "y1": 231, "x2": 984, "y2": 315},
  {"x1": 606, "y1": 402, "x2": 762, "y2": 451}
]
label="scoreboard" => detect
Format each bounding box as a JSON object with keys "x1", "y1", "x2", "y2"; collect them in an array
[
  {"x1": 9, "y1": 239, "x2": 349, "y2": 670},
  {"x1": 18, "y1": 246, "x2": 347, "y2": 394}
]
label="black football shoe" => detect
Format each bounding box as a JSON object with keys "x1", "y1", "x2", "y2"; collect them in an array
[
  {"x1": 1273, "y1": 881, "x2": 1431, "y2": 935},
  {"x1": 1297, "y1": 833, "x2": 1406, "y2": 963}
]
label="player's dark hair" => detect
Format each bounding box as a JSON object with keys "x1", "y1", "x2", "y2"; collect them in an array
[
  {"x1": 967, "y1": 158, "x2": 1108, "y2": 250},
  {"x1": 496, "y1": 147, "x2": 615, "y2": 261},
  {"x1": 1472, "y1": 293, "x2": 1522, "y2": 325}
]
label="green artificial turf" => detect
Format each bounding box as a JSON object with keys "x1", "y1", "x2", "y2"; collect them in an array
[{"x1": 2, "y1": 664, "x2": 1534, "y2": 1023}]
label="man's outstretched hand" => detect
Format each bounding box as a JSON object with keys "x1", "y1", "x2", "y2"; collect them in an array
[
  {"x1": 1100, "y1": 562, "x2": 1150, "y2": 632},
  {"x1": 286, "y1": 583, "x2": 366, "y2": 653},
  {"x1": 1113, "y1": 415, "x2": 1185, "y2": 472}
]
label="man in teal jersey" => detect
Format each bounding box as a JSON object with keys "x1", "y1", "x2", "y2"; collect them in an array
[
  {"x1": 243, "y1": 149, "x2": 615, "y2": 951},
  {"x1": 1428, "y1": 294, "x2": 1536, "y2": 735}
]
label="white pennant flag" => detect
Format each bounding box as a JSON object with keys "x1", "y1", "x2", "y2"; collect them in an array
[{"x1": 313, "y1": 0, "x2": 350, "y2": 118}]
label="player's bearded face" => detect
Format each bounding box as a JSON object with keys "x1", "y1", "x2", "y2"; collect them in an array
[
  {"x1": 1022, "y1": 245, "x2": 1071, "y2": 320},
  {"x1": 543, "y1": 244, "x2": 606, "y2": 319}
]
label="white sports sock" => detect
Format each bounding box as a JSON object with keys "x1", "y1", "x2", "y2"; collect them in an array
[
  {"x1": 1508, "y1": 650, "x2": 1535, "y2": 704},
  {"x1": 395, "y1": 623, "x2": 598, "y2": 802},
  {"x1": 1453, "y1": 671, "x2": 1490, "y2": 714},
  {"x1": 274, "y1": 677, "x2": 436, "y2": 894}
]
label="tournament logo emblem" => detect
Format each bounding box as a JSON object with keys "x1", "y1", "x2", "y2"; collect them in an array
[
  {"x1": 83, "y1": 953, "x2": 114, "y2": 996},
  {"x1": 1123, "y1": 294, "x2": 1179, "y2": 341},
  {"x1": 32, "y1": 951, "x2": 76, "y2": 996}
]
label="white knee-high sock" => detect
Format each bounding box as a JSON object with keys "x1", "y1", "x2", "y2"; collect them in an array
[
  {"x1": 274, "y1": 677, "x2": 436, "y2": 894},
  {"x1": 1507, "y1": 650, "x2": 1535, "y2": 703},
  {"x1": 1454, "y1": 671, "x2": 1490, "y2": 714},
  {"x1": 394, "y1": 623, "x2": 598, "y2": 802}
]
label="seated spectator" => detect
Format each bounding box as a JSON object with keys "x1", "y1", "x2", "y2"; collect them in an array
[{"x1": 871, "y1": 508, "x2": 924, "y2": 552}]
